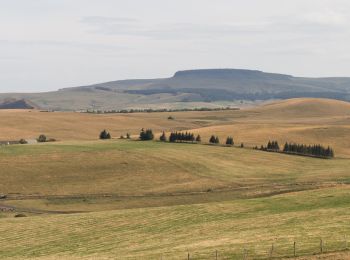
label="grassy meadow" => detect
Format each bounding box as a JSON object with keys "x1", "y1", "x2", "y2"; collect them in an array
[
  {"x1": 0, "y1": 98, "x2": 350, "y2": 259},
  {"x1": 0, "y1": 187, "x2": 349, "y2": 259}
]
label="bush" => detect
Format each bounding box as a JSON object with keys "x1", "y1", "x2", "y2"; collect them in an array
[
  {"x1": 14, "y1": 213, "x2": 27, "y2": 218},
  {"x1": 99, "y1": 130, "x2": 111, "y2": 139},
  {"x1": 196, "y1": 135, "x2": 201, "y2": 142},
  {"x1": 168, "y1": 116, "x2": 175, "y2": 120},
  {"x1": 19, "y1": 139, "x2": 28, "y2": 144},
  {"x1": 126, "y1": 133, "x2": 131, "y2": 139},
  {"x1": 37, "y1": 134, "x2": 47, "y2": 143}
]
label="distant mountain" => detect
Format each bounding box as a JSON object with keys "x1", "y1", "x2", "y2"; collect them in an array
[
  {"x1": 1, "y1": 69, "x2": 350, "y2": 111},
  {"x1": 0, "y1": 99, "x2": 39, "y2": 109}
]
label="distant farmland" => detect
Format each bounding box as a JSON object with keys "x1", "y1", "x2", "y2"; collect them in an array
[{"x1": 0, "y1": 98, "x2": 349, "y2": 259}]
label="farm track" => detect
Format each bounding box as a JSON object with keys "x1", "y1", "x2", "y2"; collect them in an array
[{"x1": 1, "y1": 182, "x2": 345, "y2": 215}]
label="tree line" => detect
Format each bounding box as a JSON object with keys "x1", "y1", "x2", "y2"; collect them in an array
[
  {"x1": 168, "y1": 132, "x2": 197, "y2": 142},
  {"x1": 86, "y1": 107, "x2": 239, "y2": 114},
  {"x1": 283, "y1": 142, "x2": 334, "y2": 158},
  {"x1": 257, "y1": 140, "x2": 334, "y2": 158},
  {"x1": 99, "y1": 129, "x2": 334, "y2": 158}
]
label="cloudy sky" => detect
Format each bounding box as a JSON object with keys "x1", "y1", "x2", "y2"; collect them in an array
[{"x1": 1, "y1": 0, "x2": 350, "y2": 93}]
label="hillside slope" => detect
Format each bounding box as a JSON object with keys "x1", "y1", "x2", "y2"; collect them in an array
[
  {"x1": 1, "y1": 69, "x2": 350, "y2": 110},
  {"x1": 257, "y1": 98, "x2": 350, "y2": 117},
  {"x1": 0, "y1": 98, "x2": 349, "y2": 157},
  {"x1": 0, "y1": 99, "x2": 39, "y2": 109}
]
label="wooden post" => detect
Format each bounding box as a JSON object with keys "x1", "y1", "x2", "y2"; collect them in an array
[
  {"x1": 269, "y1": 243, "x2": 274, "y2": 258},
  {"x1": 345, "y1": 235, "x2": 348, "y2": 250},
  {"x1": 215, "y1": 250, "x2": 218, "y2": 260},
  {"x1": 243, "y1": 248, "x2": 247, "y2": 260},
  {"x1": 294, "y1": 241, "x2": 296, "y2": 257},
  {"x1": 188, "y1": 252, "x2": 190, "y2": 260},
  {"x1": 320, "y1": 239, "x2": 323, "y2": 254}
]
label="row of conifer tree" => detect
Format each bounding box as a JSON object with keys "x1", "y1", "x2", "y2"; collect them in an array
[
  {"x1": 283, "y1": 142, "x2": 334, "y2": 158},
  {"x1": 162, "y1": 132, "x2": 238, "y2": 146},
  {"x1": 257, "y1": 140, "x2": 334, "y2": 158},
  {"x1": 100, "y1": 129, "x2": 334, "y2": 158}
]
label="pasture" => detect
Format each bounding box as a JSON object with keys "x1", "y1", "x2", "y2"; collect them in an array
[{"x1": 0, "y1": 98, "x2": 349, "y2": 259}]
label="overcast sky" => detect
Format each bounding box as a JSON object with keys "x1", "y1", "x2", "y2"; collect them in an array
[{"x1": 1, "y1": 0, "x2": 350, "y2": 93}]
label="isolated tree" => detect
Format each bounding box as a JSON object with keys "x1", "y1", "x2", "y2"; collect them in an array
[
  {"x1": 160, "y1": 131, "x2": 167, "y2": 142},
  {"x1": 99, "y1": 130, "x2": 111, "y2": 140},
  {"x1": 226, "y1": 136, "x2": 234, "y2": 146},
  {"x1": 37, "y1": 134, "x2": 47, "y2": 143},
  {"x1": 209, "y1": 135, "x2": 216, "y2": 144},
  {"x1": 240, "y1": 143, "x2": 244, "y2": 148}
]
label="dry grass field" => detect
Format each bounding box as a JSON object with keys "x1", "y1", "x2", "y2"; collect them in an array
[
  {"x1": 0, "y1": 98, "x2": 350, "y2": 259},
  {"x1": 0, "y1": 98, "x2": 349, "y2": 157}
]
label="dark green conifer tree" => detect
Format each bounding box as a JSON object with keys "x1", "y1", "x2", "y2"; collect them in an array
[{"x1": 160, "y1": 131, "x2": 167, "y2": 142}]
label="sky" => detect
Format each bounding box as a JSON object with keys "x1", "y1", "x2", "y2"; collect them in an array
[{"x1": 1, "y1": 0, "x2": 350, "y2": 93}]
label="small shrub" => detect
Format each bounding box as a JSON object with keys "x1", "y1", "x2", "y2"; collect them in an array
[
  {"x1": 126, "y1": 133, "x2": 131, "y2": 139},
  {"x1": 168, "y1": 116, "x2": 175, "y2": 120},
  {"x1": 14, "y1": 213, "x2": 27, "y2": 218},
  {"x1": 19, "y1": 139, "x2": 28, "y2": 144},
  {"x1": 37, "y1": 134, "x2": 47, "y2": 143}
]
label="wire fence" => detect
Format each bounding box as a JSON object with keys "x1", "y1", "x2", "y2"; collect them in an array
[{"x1": 157, "y1": 235, "x2": 349, "y2": 259}]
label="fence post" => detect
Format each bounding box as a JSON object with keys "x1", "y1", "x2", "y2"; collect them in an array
[
  {"x1": 294, "y1": 241, "x2": 296, "y2": 257},
  {"x1": 320, "y1": 239, "x2": 323, "y2": 254},
  {"x1": 345, "y1": 235, "x2": 348, "y2": 250},
  {"x1": 187, "y1": 252, "x2": 190, "y2": 260},
  {"x1": 269, "y1": 243, "x2": 274, "y2": 258},
  {"x1": 215, "y1": 250, "x2": 218, "y2": 260}
]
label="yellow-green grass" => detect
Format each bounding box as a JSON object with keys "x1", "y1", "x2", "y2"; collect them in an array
[
  {"x1": 0, "y1": 187, "x2": 349, "y2": 259},
  {"x1": 0, "y1": 98, "x2": 349, "y2": 259},
  {"x1": 0, "y1": 140, "x2": 349, "y2": 213}
]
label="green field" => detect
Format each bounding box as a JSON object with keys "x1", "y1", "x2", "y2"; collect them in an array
[
  {"x1": 0, "y1": 186, "x2": 349, "y2": 259},
  {"x1": 0, "y1": 139, "x2": 350, "y2": 259}
]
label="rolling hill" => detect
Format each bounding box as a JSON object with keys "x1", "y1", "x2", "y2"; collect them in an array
[
  {"x1": 0, "y1": 99, "x2": 39, "y2": 110},
  {"x1": 0, "y1": 98, "x2": 349, "y2": 158},
  {"x1": 0, "y1": 98, "x2": 350, "y2": 259},
  {"x1": 1, "y1": 69, "x2": 350, "y2": 111}
]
